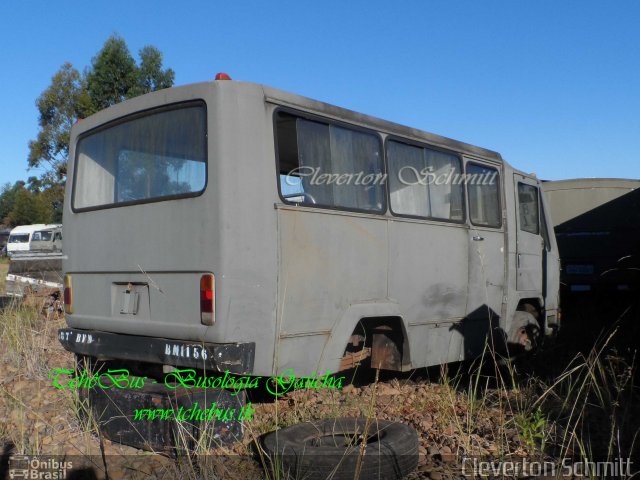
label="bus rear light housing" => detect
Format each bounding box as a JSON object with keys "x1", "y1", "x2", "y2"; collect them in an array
[
  {"x1": 200, "y1": 274, "x2": 215, "y2": 325},
  {"x1": 64, "y1": 274, "x2": 73, "y2": 314}
]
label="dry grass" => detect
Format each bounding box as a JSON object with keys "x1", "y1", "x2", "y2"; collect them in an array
[
  {"x1": 0, "y1": 257, "x2": 9, "y2": 294},
  {"x1": 0, "y1": 296, "x2": 638, "y2": 479}
]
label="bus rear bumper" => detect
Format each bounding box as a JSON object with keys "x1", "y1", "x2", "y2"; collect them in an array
[
  {"x1": 57, "y1": 328, "x2": 254, "y2": 451},
  {"x1": 58, "y1": 328, "x2": 255, "y2": 374}
]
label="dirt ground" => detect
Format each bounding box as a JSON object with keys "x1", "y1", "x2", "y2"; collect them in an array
[{"x1": 0, "y1": 294, "x2": 638, "y2": 479}]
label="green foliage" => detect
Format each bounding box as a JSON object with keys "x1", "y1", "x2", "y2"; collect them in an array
[
  {"x1": 0, "y1": 182, "x2": 24, "y2": 223},
  {"x1": 85, "y1": 35, "x2": 138, "y2": 114},
  {"x1": 0, "y1": 181, "x2": 53, "y2": 227},
  {"x1": 85, "y1": 35, "x2": 175, "y2": 115},
  {"x1": 27, "y1": 62, "x2": 85, "y2": 180},
  {"x1": 23, "y1": 34, "x2": 175, "y2": 225},
  {"x1": 1, "y1": 183, "x2": 52, "y2": 227},
  {"x1": 38, "y1": 181, "x2": 64, "y2": 223},
  {"x1": 0, "y1": 176, "x2": 64, "y2": 229},
  {"x1": 129, "y1": 45, "x2": 175, "y2": 98},
  {"x1": 515, "y1": 407, "x2": 548, "y2": 453}
]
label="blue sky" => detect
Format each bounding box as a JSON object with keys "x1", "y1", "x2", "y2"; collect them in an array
[{"x1": 1, "y1": 1, "x2": 639, "y2": 187}]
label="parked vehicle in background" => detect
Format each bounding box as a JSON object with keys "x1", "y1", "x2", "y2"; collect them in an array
[
  {"x1": 4, "y1": 251, "x2": 63, "y2": 298},
  {"x1": 542, "y1": 179, "x2": 640, "y2": 294},
  {"x1": 30, "y1": 224, "x2": 62, "y2": 252},
  {"x1": 6, "y1": 224, "x2": 46, "y2": 256},
  {"x1": 59, "y1": 77, "x2": 560, "y2": 450},
  {"x1": 4, "y1": 224, "x2": 63, "y2": 299}
]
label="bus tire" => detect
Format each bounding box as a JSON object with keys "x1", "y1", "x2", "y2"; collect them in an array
[
  {"x1": 509, "y1": 311, "x2": 540, "y2": 352},
  {"x1": 261, "y1": 417, "x2": 418, "y2": 480}
]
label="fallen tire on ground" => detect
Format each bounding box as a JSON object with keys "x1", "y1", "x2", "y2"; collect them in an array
[{"x1": 261, "y1": 417, "x2": 419, "y2": 479}]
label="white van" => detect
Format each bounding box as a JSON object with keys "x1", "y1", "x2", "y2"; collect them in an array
[{"x1": 6, "y1": 224, "x2": 46, "y2": 257}]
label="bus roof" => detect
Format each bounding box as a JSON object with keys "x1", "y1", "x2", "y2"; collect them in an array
[
  {"x1": 72, "y1": 80, "x2": 505, "y2": 165},
  {"x1": 542, "y1": 178, "x2": 640, "y2": 192},
  {"x1": 9, "y1": 224, "x2": 47, "y2": 235},
  {"x1": 34, "y1": 224, "x2": 62, "y2": 232},
  {"x1": 261, "y1": 82, "x2": 504, "y2": 163}
]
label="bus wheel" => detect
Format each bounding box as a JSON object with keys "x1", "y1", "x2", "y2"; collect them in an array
[
  {"x1": 261, "y1": 417, "x2": 418, "y2": 480},
  {"x1": 509, "y1": 311, "x2": 540, "y2": 352},
  {"x1": 522, "y1": 302, "x2": 540, "y2": 321}
]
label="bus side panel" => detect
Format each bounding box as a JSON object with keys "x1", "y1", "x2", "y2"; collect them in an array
[
  {"x1": 388, "y1": 221, "x2": 468, "y2": 367},
  {"x1": 214, "y1": 86, "x2": 282, "y2": 376},
  {"x1": 275, "y1": 209, "x2": 388, "y2": 374}
]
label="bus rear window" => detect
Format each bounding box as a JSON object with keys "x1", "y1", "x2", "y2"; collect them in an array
[{"x1": 73, "y1": 102, "x2": 207, "y2": 210}]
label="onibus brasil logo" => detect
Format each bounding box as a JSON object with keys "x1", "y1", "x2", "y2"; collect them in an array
[{"x1": 9, "y1": 455, "x2": 73, "y2": 480}]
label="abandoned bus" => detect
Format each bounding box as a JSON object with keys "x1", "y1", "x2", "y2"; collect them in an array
[{"x1": 60, "y1": 78, "x2": 560, "y2": 381}]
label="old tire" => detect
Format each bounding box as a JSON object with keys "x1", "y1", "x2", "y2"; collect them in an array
[{"x1": 261, "y1": 417, "x2": 418, "y2": 480}]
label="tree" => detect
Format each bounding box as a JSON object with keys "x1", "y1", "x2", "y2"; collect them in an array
[
  {"x1": 0, "y1": 182, "x2": 24, "y2": 225},
  {"x1": 2, "y1": 184, "x2": 51, "y2": 227},
  {"x1": 85, "y1": 35, "x2": 138, "y2": 114},
  {"x1": 85, "y1": 36, "x2": 175, "y2": 115},
  {"x1": 26, "y1": 35, "x2": 175, "y2": 222},
  {"x1": 129, "y1": 46, "x2": 175, "y2": 98},
  {"x1": 28, "y1": 62, "x2": 85, "y2": 181}
]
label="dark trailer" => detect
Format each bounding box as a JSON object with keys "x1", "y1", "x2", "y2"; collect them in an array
[{"x1": 542, "y1": 178, "x2": 640, "y2": 294}]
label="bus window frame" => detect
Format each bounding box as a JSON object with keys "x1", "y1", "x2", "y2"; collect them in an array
[
  {"x1": 465, "y1": 160, "x2": 503, "y2": 229},
  {"x1": 273, "y1": 107, "x2": 388, "y2": 216},
  {"x1": 384, "y1": 135, "x2": 467, "y2": 225},
  {"x1": 71, "y1": 100, "x2": 208, "y2": 213},
  {"x1": 517, "y1": 181, "x2": 540, "y2": 235}
]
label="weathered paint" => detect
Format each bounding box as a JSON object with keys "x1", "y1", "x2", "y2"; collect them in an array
[
  {"x1": 542, "y1": 178, "x2": 640, "y2": 295},
  {"x1": 62, "y1": 81, "x2": 560, "y2": 377}
]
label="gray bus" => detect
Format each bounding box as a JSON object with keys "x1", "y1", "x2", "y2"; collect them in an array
[{"x1": 59, "y1": 79, "x2": 559, "y2": 388}]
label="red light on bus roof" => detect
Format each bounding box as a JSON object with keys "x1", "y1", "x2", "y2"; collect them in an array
[{"x1": 215, "y1": 72, "x2": 232, "y2": 81}]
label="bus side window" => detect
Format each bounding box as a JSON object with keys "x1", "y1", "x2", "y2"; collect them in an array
[
  {"x1": 387, "y1": 140, "x2": 464, "y2": 222},
  {"x1": 276, "y1": 111, "x2": 385, "y2": 213},
  {"x1": 517, "y1": 183, "x2": 540, "y2": 234},
  {"x1": 467, "y1": 163, "x2": 501, "y2": 228}
]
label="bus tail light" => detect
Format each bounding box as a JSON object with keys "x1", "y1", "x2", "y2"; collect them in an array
[
  {"x1": 64, "y1": 274, "x2": 73, "y2": 314},
  {"x1": 200, "y1": 274, "x2": 215, "y2": 325}
]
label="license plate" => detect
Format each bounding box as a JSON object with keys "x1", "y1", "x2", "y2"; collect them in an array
[
  {"x1": 570, "y1": 284, "x2": 591, "y2": 292},
  {"x1": 120, "y1": 290, "x2": 139, "y2": 315},
  {"x1": 566, "y1": 264, "x2": 595, "y2": 275}
]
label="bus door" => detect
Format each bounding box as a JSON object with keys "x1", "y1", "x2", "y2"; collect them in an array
[
  {"x1": 464, "y1": 161, "x2": 506, "y2": 356},
  {"x1": 514, "y1": 174, "x2": 544, "y2": 292}
]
